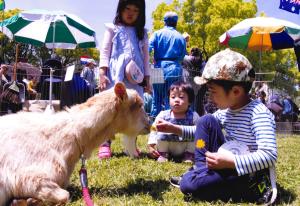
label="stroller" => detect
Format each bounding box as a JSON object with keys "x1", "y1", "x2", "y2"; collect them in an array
[{"x1": 0, "y1": 44, "x2": 26, "y2": 114}]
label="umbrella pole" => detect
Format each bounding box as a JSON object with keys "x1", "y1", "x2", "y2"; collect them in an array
[
  {"x1": 45, "y1": 22, "x2": 56, "y2": 114},
  {"x1": 44, "y1": 67, "x2": 55, "y2": 114},
  {"x1": 49, "y1": 68, "x2": 53, "y2": 106},
  {"x1": 259, "y1": 50, "x2": 262, "y2": 73}
]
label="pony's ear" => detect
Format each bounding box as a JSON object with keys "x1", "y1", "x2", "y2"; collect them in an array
[{"x1": 114, "y1": 82, "x2": 127, "y2": 100}]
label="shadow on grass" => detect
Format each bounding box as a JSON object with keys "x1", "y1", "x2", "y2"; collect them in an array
[
  {"x1": 111, "y1": 151, "x2": 192, "y2": 164},
  {"x1": 182, "y1": 183, "x2": 297, "y2": 205},
  {"x1": 274, "y1": 184, "x2": 297, "y2": 205},
  {"x1": 68, "y1": 178, "x2": 170, "y2": 202},
  {"x1": 111, "y1": 151, "x2": 147, "y2": 158}
]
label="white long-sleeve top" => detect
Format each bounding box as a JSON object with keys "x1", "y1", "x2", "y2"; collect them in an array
[{"x1": 99, "y1": 24, "x2": 150, "y2": 76}]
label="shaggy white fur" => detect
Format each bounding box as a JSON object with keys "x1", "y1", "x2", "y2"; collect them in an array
[{"x1": 0, "y1": 82, "x2": 150, "y2": 205}]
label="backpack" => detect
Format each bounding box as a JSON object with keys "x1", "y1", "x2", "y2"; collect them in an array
[{"x1": 289, "y1": 99, "x2": 300, "y2": 115}]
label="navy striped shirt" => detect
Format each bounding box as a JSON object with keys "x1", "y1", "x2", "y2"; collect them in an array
[{"x1": 182, "y1": 100, "x2": 277, "y2": 176}]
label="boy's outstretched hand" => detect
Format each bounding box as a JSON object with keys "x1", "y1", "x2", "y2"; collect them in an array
[
  {"x1": 155, "y1": 119, "x2": 183, "y2": 136},
  {"x1": 205, "y1": 151, "x2": 235, "y2": 169}
]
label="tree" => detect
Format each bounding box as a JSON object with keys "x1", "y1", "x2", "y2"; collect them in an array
[{"x1": 151, "y1": 0, "x2": 299, "y2": 96}]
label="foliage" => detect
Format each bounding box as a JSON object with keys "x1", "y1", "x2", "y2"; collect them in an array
[
  {"x1": 151, "y1": 0, "x2": 257, "y2": 58},
  {"x1": 65, "y1": 134, "x2": 300, "y2": 205},
  {"x1": 151, "y1": 0, "x2": 299, "y2": 85},
  {"x1": 55, "y1": 48, "x2": 99, "y2": 66}
]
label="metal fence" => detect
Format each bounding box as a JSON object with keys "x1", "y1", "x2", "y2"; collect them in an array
[
  {"x1": 0, "y1": 66, "x2": 299, "y2": 133},
  {"x1": 0, "y1": 65, "x2": 91, "y2": 115}
]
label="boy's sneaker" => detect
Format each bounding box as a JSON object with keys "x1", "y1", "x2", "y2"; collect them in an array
[
  {"x1": 157, "y1": 152, "x2": 168, "y2": 163},
  {"x1": 248, "y1": 169, "x2": 274, "y2": 204},
  {"x1": 170, "y1": 176, "x2": 181, "y2": 188},
  {"x1": 182, "y1": 152, "x2": 194, "y2": 163}
]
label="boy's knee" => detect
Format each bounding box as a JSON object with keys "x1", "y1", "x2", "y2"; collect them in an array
[
  {"x1": 200, "y1": 113, "x2": 215, "y2": 121},
  {"x1": 198, "y1": 114, "x2": 219, "y2": 126},
  {"x1": 179, "y1": 174, "x2": 198, "y2": 195}
]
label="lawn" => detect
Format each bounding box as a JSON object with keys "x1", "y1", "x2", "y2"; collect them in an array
[{"x1": 66, "y1": 133, "x2": 300, "y2": 206}]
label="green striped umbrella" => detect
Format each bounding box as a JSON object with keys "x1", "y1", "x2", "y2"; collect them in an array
[{"x1": 0, "y1": 9, "x2": 97, "y2": 49}]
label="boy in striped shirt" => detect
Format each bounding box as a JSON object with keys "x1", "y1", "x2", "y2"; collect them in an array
[{"x1": 155, "y1": 49, "x2": 277, "y2": 203}]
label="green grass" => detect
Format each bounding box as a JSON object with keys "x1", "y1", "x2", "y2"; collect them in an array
[{"x1": 67, "y1": 134, "x2": 300, "y2": 206}]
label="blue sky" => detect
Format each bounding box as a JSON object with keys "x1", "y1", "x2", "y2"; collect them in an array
[
  {"x1": 5, "y1": 0, "x2": 300, "y2": 48},
  {"x1": 5, "y1": 0, "x2": 172, "y2": 47}
]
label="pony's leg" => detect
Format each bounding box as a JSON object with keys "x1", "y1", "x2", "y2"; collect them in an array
[
  {"x1": 122, "y1": 135, "x2": 139, "y2": 158},
  {"x1": 10, "y1": 198, "x2": 43, "y2": 206},
  {"x1": 35, "y1": 179, "x2": 69, "y2": 204},
  {"x1": 16, "y1": 175, "x2": 69, "y2": 205},
  {"x1": 10, "y1": 199, "x2": 27, "y2": 206}
]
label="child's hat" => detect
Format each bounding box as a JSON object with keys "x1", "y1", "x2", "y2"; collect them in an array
[{"x1": 194, "y1": 49, "x2": 254, "y2": 85}]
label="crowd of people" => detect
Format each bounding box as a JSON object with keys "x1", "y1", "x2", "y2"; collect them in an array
[{"x1": 251, "y1": 85, "x2": 299, "y2": 123}]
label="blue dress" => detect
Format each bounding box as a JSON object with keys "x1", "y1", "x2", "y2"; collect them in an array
[{"x1": 106, "y1": 24, "x2": 146, "y2": 98}]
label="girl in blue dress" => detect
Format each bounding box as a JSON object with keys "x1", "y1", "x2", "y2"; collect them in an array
[{"x1": 98, "y1": 0, "x2": 150, "y2": 159}]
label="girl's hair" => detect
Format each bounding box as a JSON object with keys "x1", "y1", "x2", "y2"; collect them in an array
[
  {"x1": 210, "y1": 80, "x2": 253, "y2": 94},
  {"x1": 114, "y1": 0, "x2": 145, "y2": 40},
  {"x1": 168, "y1": 80, "x2": 195, "y2": 104}
]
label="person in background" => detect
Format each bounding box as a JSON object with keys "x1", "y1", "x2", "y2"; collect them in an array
[
  {"x1": 281, "y1": 96, "x2": 296, "y2": 122},
  {"x1": 203, "y1": 100, "x2": 218, "y2": 114},
  {"x1": 155, "y1": 49, "x2": 277, "y2": 204},
  {"x1": 257, "y1": 90, "x2": 266, "y2": 105},
  {"x1": 182, "y1": 32, "x2": 190, "y2": 50},
  {"x1": 0, "y1": 65, "x2": 10, "y2": 115},
  {"x1": 267, "y1": 94, "x2": 283, "y2": 122},
  {"x1": 0, "y1": 64, "x2": 9, "y2": 88},
  {"x1": 81, "y1": 59, "x2": 97, "y2": 97},
  {"x1": 98, "y1": 0, "x2": 150, "y2": 159},
  {"x1": 281, "y1": 96, "x2": 292, "y2": 122},
  {"x1": 27, "y1": 76, "x2": 38, "y2": 100},
  {"x1": 148, "y1": 80, "x2": 199, "y2": 163},
  {"x1": 286, "y1": 97, "x2": 299, "y2": 122},
  {"x1": 149, "y1": 11, "x2": 186, "y2": 117},
  {"x1": 182, "y1": 47, "x2": 205, "y2": 116}
]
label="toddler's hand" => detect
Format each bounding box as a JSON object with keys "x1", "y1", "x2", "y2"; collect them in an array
[{"x1": 148, "y1": 144, "x2": 160, "y2": 159}]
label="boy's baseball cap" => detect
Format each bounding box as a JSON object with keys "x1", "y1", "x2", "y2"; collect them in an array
[{"x1": 194, "y1": 49, "x2": 254, "y2": 85}]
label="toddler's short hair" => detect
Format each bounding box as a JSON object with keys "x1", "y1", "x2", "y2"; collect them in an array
[{"x1": 168, "y1": 80, "x2": 195, "y2": 104}]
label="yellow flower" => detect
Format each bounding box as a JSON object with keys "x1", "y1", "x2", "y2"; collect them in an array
[
  {"x1": 150, "y1": 125, "x2": 157, "y2": 131},
  {"x1": 196, "y1": 139, "x2": 206, "y2": 149}
]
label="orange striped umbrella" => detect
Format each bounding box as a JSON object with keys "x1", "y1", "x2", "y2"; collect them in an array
[{"x1": 219, "y1": 17, "x2": 300, "y2": 51}]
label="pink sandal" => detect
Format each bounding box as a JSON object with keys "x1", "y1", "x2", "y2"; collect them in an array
[{"x1": 98, "y1": 146, "x2": 112, "y2": 160}]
